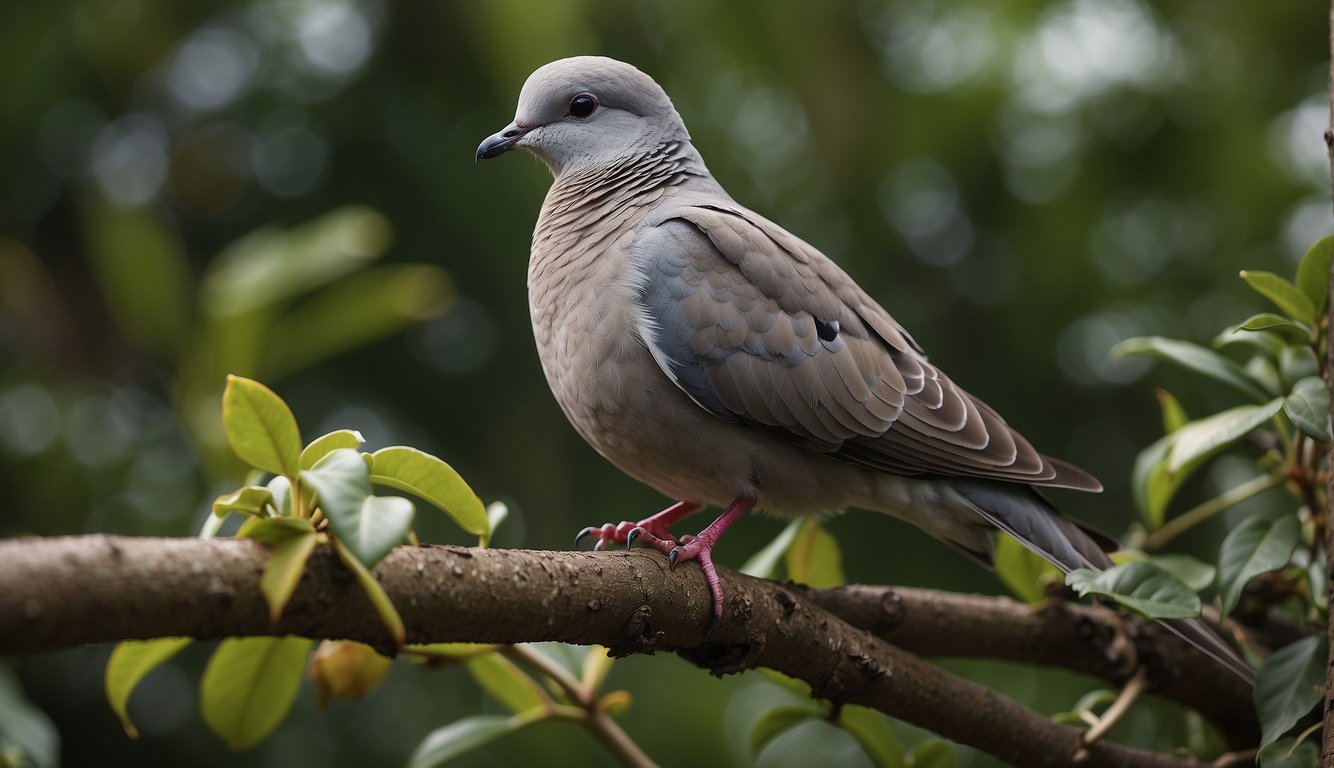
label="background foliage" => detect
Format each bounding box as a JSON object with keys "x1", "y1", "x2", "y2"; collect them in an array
[{"x1": 1, "y1": 0, "x2": 1330, "y2": 766}]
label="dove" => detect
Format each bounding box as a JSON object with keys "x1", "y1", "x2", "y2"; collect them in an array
[{"x1": 476, "y1": 56, "x2": 1251, "y2": 681}]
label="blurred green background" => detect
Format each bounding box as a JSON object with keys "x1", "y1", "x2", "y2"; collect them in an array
[{"x1": 1, "y1": 0, "x2": 1328, "y2": 765}]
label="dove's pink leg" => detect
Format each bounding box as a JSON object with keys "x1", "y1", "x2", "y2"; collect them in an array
[
  {"x1": 627, "y1": 496, "x2": 756, "y2": 629},
  {"x1": 575, "y1": 501, "x2": 703, "y2": 551}
]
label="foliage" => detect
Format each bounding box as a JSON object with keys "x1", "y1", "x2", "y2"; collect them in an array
[
  {"x1": 104, "y1": 376, "x2": 489, "y2": 749},
  {"x1": 1055, "y1": 237, "x2": 1332, "y2": 763}
]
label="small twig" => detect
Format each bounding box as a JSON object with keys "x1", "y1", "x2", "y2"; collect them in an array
[
  {"x1": 1077, "y1": 668, "x2": 1149, "y2": 753},
  {"x1": 502, "y1": 644, "x2": 656, "y2": 768},
  {"x1": 503, "y1": 644, "x2": 589, "y2": 706},
  {"x1": 1145, "y1": 471, "x2": 1285, "y2": 550}
]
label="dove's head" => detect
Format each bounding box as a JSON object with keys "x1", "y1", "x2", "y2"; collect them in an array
[{"x1": 476, "y1": 56, "x2": 689, "y2": 177}]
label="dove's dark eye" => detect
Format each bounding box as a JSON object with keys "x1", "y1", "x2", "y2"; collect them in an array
[{"x1": 568, "y1": 94, "x2": 597, "y2": 118}]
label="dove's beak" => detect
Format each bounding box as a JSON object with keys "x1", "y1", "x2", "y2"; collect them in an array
[{"x1": 476, "y1": 122, "x2": 530, "y2": 161}]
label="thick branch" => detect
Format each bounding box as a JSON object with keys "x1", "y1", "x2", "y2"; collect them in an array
[
  {"x1": 801, "y1": 585, "x2": 1257, "y2": 745},
  {"x1": 0, "y1": 535, "x2": 1242, "y2": 767}
]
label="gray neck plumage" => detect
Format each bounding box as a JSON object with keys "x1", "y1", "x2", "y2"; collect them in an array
[{"x1": 542, "y1": 138, "x2": 710, "y2": 219}]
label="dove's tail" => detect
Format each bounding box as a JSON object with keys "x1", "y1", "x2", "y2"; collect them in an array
[{"x1": 950, "y1": 480, "x2": 1255, "y2": 684}]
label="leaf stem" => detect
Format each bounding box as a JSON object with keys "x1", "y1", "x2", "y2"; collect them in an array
[
  {"x1": 1146, "y1": 471, "x2": 1286, "y2": 550},
  {"x1": 502, "y1": 645, "x2": 588, "y2": 706}
]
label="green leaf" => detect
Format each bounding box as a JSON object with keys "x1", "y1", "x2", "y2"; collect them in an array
[
  {"x1": 1255, "y1": 636, "x2": 1327, "y2": 750},
  {"x1": 84, "y1": 201, "x2": 191, "y2": 359},
  {"x1": 1166, "y1": 399, "x2": 1283, "y2": 473},
  {"x1": 1141, "y1": 554, "x2": 1216, "y2": 592},
  {"x1": 333, "y1": 538, "x2": 406, "y2": 646},
  {"x1": 1113, "y1": 336, "x2": 1273, "y2": 402},
  {"x1": 1280, "y1": 346, "x2": 1319, "y2": 389},
  {"x1": 1259, "y1": 736, "x2": 1320, "y2": 768},
  {"x1": 300, "y1": 429, "x2": 365, "y2": 470},
  {"x1": 1218, "y1": 515, "x2": 1301, "y2": 616},
  {"x1": 200, "y1": 636, "x2": 312, "y2": 751},
  {"x1": 105, "y1": 638, "x2": 192, "y2": 738},
  {"x1": 263, "y1": 264, "x2": 451, "y2": 379},
  {"x1": 1066, "y1": 562, "x2": 1201, "y2": 620},
  {"x1": 370, "y1": 446, "x2": 486, "y2": 536},
  {"x1": 751, "y1": 706, "x2": 822, "y2": 757},
  {"x1": 994, "y1": 533, "x2": 1058, "y2": 604},
  {"x1": 464, "y1": 653, "x2": 550, "y2": 715},
  {"x1": 407, "y1": 715, "x2": 520, "y2": 768},
  {"x1": 211, "y1": 486, "x2": 275, "y2": 518},
  {"x1": 1130, "y1": 435, "x2": 1174, "y2": 530},
  {"x1": 1295, "y1": 234, "x2": 1334, "y2": 310},
  {"x1": 1241, "y1": 270, "x2": 1316, "y2": 325},
  {"x1": 202, "y1": 206, "x2": 392, "y2": 317},
  {"x1": 740, "y1": 518, "x2": 803, "y2": 578},
  {"x1": 266, "y1": 475, "x2": 292, "y2": 517},
  {"x1": 580, "y1": 646, "x2": 615, "y2": 692},
  {"x1": 240, "y1": 517, "x2": 318, "y2": 623},
  {"x1": 304, "y1": 449, "x2": 414, "y2": 568},
  {"x1": 1284, "y1": 377, "x2": 1331, "y2": 442},
  {"x1": 837, "y1": 705, "x2": 904, "y2": 768},
  {"x1": 1155, "y1": 389, "x2": 1189, "y2": 433},
  {"x1": 908, "y1": 740, "x2": 956, "y2": 768},
  {"x1": 222, "y1": 375, "x2": 302, "y2": 478},
  {"x1": 1233, "y1": 313, "x2": 1313, "y2": 344},
  {"x1": 0, "y1": 665, "x2": 59, "y2": 768},
  {"x1": 784, "y1": 518, "x2": 845, "y2": 588}
]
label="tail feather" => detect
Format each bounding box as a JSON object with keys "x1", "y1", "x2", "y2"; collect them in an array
[{"x1": 950, "y1": 480, "x2": 1254, "y2": 684}]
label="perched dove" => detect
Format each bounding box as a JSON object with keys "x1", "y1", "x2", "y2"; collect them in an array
[{"x1": 477, "y1": 56, "x2": 1250, "y2": 680}]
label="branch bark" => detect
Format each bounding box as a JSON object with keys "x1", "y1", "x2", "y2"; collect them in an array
[{"x1": 0, "y1": 535, "x2": 1250, "y2": 767}]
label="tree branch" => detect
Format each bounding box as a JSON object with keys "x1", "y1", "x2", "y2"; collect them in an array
[{"x1": 0, "y1": 535, "x2": 1247, "y2": 767}]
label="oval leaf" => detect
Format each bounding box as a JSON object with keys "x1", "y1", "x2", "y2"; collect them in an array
[
  {"x1": 304, "y1": 449, "x2": 414, "y2": 568},
  {"x1": 1254, "y1": 636, "x2": 1327, "y2": 750},
  {"x1": 1167, "y1": 399, "x2": 1283, "y2": 473},
  {"x1": 464, "y1": 653, "x2": 550, "y2": 715},
  {"x1": 1141, "y1": 554, "x2": 1216, "y2": 592},
  {"x1": 784, "y1": 518, "x2": 845, "y2": 588},
  {"x1": 200, "y1": 636, "x2": 312, "y2": 751},
  {"x1": 1295, "y1": 234, "x2": 1334, "y2": 309},
  {"x1": 370, "y1": 447, "x2": 486, "y2": 536},
  {"x1": 211, "y1": 486, "x2": 275, "y2": 519},
  {"x1": 1284, "y1": 376, "x2": 1331, "y2": 443},
  {"x1": 1234, "y1": 313, "x2": 1313, "y2": 343},
  {"x1": 751, "y1": 705, "x2": 822, "y2": 757},
  {"x1": 837, "y1": 704, "x2": 905, "y2": 768},
  {"x1": 1258, "y1": 736, "x2": 1319, "y2": 768},
  {"x1": 1155, "y1": 388, "x2": 1189, "y2": 433},
  {"x1": 994, "y1": 533, "x2": 1058, "y2": 604},
  {"x1": 1131, "y1": 435, "x2": 1173, "y2": 530},
  {"x1": 407, "y1": 715, "x2": 519, "y2": 768},
  {"x1": 1218, "y1": 515, "x2": 1301, "y2": 616},
  {"x1": 241, "y1": 517, "x2": 318, "y2": 623},
  {"x1": 1240, "y1": 270, "x2": 1316, "y2": 325},
  {"x1": 222, "y1": 376, "x2": 302, "y2": 478},
  {"x1": 105, "y1": 637, "x2": 192, "y2": 738},
  {"x1": 300, "y1": 429, "x2": 366, "y2": 470},
  {"x1": 908, "y1": 740, "x2": 956, "y2": 768},
  {"x1": 1112, "y1": 337, "x2": 1272, "y2": 402},
  {"x1": 1066, "y1": 562, "x2": 1201, "y2": 620},
  {"x1": 740, "y1": 519, "x2": 803, "y2": 578}
]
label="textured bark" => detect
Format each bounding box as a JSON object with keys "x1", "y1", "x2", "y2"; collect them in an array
[{"x1": 0, "y1": 535, "x2": 1255, "y2": 765}]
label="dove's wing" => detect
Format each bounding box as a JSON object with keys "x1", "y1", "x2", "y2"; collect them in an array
[{"x1": 632, "y1": 202, "x2": 1101, "y2": 492}]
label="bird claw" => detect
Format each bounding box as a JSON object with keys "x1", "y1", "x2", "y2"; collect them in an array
[
  {"x1": 667, "y1": 548, "x2": 680, "y2": 569},
  {"x1": 574, "y1": 526, "x2": 597, "y2": 546}
]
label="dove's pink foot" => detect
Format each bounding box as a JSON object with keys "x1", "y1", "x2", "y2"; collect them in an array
[
  {"x1": 575, "y1": 501, "x2": 703, "y2": 551},
  {"x1": 627, "y1": 496, "x2": 756, "y2": 630}
]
